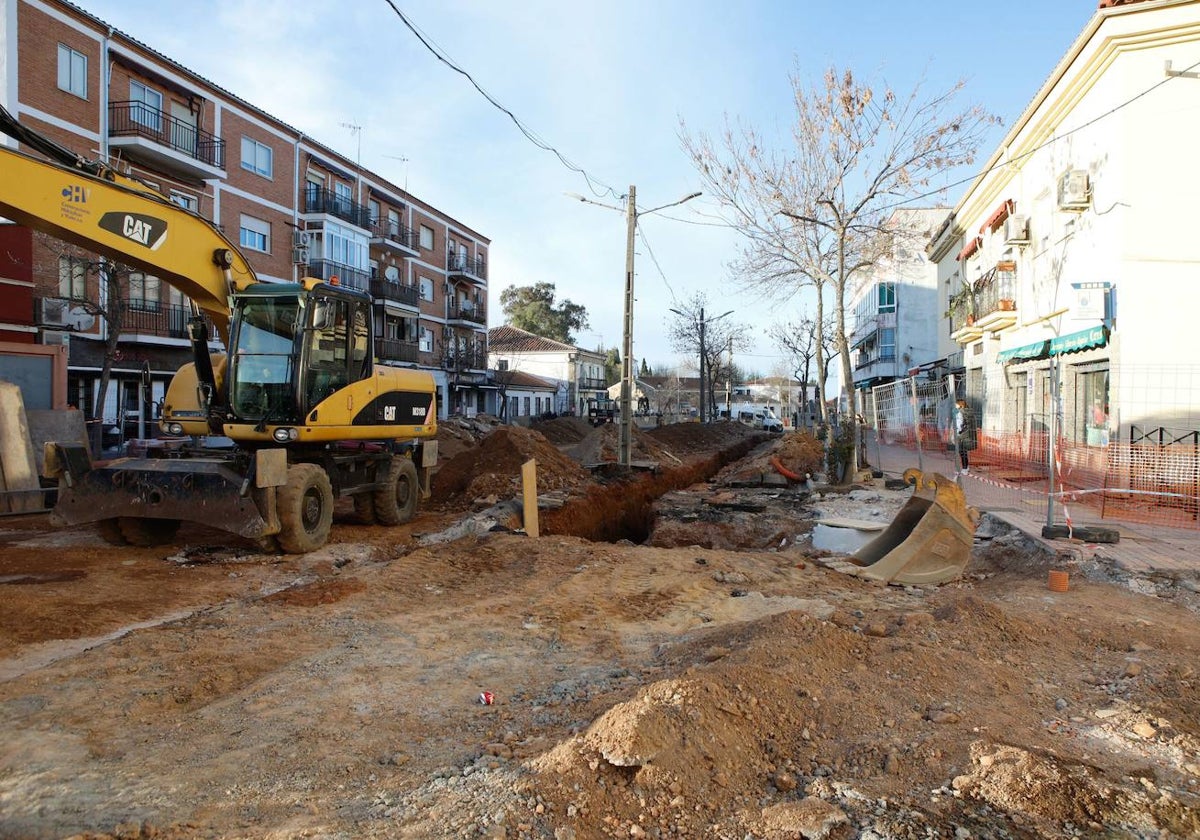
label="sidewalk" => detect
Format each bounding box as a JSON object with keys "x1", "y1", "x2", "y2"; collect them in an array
[{"x1": 870, "y1": 439, "x2": 1200, "y2": 582}]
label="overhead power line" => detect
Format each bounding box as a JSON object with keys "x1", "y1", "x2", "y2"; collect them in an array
[{"x1": 382, "y1": 0, "x2": 620, "y2": 200}]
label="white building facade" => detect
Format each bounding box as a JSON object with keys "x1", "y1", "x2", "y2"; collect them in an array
[
  {"x1": 926, "y1": 0, "x2": 1200, "y2": 448},
  {"x1": 487, "y1": 325, "x2": 608, "y2": 416}
]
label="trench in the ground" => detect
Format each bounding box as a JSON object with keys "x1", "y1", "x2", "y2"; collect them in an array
[{"x1": 541, "y1": 437, "x2": 766, "y2": 544}]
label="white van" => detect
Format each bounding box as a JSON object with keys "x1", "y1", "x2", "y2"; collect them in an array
[{"x1": 720, "y1": 403, "x2": 784, "y2": 432}]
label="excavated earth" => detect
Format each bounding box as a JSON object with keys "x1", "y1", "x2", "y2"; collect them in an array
[{"x1": 0, "y1": 420, "x2": 1198, "y2": 840}]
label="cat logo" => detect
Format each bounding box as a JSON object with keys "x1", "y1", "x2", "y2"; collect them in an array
[
  {"x1": 98, "y1": 212, "x2": 168, "y2": 250},
  {"x1": 383, "y1": 405, "x2": 397, "y2": 422}
]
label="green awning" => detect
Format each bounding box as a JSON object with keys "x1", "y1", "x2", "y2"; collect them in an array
[
  {"x1": 1050, "y1": 325, "x2": 1108, "y2": 356},
  {"x1": 997, "y1": 339, "x2": 1049, "y2": 364}
]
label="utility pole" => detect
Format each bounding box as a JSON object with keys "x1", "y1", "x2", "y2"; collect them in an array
[
  {"x1": 619, "y1": 185, "x2": 636, "y2": 466},
  {"x1": 698, "y1": 307, "x2": 707, "y2": 423},
  {"x1": 726, "y1": 334, "x2": 733, "y2": 417}
]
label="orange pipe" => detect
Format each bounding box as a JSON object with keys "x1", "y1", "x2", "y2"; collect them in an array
[{"x1": 771, "y1": 456, "x2": 804, "y2": 481}]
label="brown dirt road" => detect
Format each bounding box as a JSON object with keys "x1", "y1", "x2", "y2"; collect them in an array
[{"x1": 0, "y1": 423, "x2": 1197, "y2": 839}]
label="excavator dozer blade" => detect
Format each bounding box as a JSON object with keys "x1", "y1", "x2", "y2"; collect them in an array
[{"x1": 842, "y1": 469, "x2": 979, "y2": 586}]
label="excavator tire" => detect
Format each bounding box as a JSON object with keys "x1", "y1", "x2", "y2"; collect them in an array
[
  {"x1": 277, "y1": 463, "x2": 334, "y2": 553},
  {"x1": 352, "y1": 493, "x2": 377, "y2": 525},
  {"x1": 843, "y1": 469, "x2": 979, "y2": 586},
  {"x1": 374, "y1": 456, "x2": 419, "y2": 526},
  {"x1": 96, "y1": 518, "x2": 127, "y2": 546},
  {"x1": 118, "y1": 516, "x2": 181, "y2": 547}
]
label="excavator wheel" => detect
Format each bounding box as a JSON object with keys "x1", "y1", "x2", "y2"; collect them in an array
[
  {"x1": 277, "y1": 463, "x2": 334, "y2": 553},
  {"x1": 352, "y1": 493, "x2": 377, "y2": 525},
  {"x1": 118, "y1": 517, "x2": 181, "y2": 547},
  {"x1": 373, "y1": 456, "x2": 419, "y2": 526},
  {"x1": 96, "y1": 518, "x2": 127, "y2": 546}
]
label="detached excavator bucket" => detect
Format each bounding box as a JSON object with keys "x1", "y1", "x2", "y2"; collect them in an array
[{"x1": 841, "y1": 469, "x2": 979, "y2": 586}]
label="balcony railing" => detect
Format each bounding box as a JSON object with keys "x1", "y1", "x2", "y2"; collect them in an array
[
  {"x1": 370, "y1": 219, "x2": 419, "y2": 253},
  {"x1": 369, "y1": 279, "x2": 420, "y2": 307},
  {"x1": 442, "y1": 347, "x2": 488, "y2": 371},
  {"x1": 375, "y1": 337, "x2": 420, "y2": 364},
  {"x1": 120, "y1": 300, "x2": 216, "y2": 339},
  {"x1": 303, "y1": 186, "x2": 372, "y2": 229},
  {"x1": 447, "y1": 251, "x2": 487, "y2": 281},
  {"x1": 949, "y1": 292, "x2": 976, "y2": 335},
  {"x1": 975, "y1": 265, "x2": 1017, "y2": 321},
  {"x1": 578, "y1": 376, "x2": 608, "y2": 391},
  {"x1": 448, "y1": 302, "x2": 486, "y2": 325},
  {"x1": 108, "y1": 101, "x2": 225, "y2": 169},
  {"x1": 306, "y1": 259, "x2": 370, "y2": 292}
]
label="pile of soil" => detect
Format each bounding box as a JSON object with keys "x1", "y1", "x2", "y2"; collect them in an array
[
  {"x1": 435, "y1": 415, "x2": 503, "y2": 464},
  {"x1": 431, "y1": 425, "x2": 591, "y2": 505},
  {"x1": 645, "y1": 420, "x2": 760, "y2": 457},
  {"x1": 530, "y1": 416, "x2": 595, "y2": 445},
  {"x1": 773, "y1": 431, "x2": 825, "y2": 478}
]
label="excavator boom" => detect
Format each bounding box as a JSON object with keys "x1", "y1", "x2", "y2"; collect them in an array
[{"x1": 0, "y1": 107, "x2": 254, "y2": 342}]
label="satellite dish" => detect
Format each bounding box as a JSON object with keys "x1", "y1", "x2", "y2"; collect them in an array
[
  {"x1": 384, "y1": 265, "x2": 400, "y2": 282},
  {"x1": 67, "y1": 306, "x2": 96, "y2": 331}
]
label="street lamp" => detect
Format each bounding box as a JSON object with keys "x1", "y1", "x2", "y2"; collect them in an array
[
  {"x1": 669, "y1": 306, "x2": 733, "y2": 423},
  {"x1": 570, "y1": 187, "x2": 702, "y2": 465}
]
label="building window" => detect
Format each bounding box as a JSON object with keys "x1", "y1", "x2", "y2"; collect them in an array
[
  {"x1": 419, "y1": 277, "x2": 433, "y2": 301},
  {"x1": 239, "y1": 215, "x2": 271, "y2": 253},
  {"x1": 368, "y1": 199, "x2": 381, "y2": 226},
  {"x1": 419, "y1": 225, "x2": 434, "y2": 250},
  {"x1": 524, "y1": 396, "x2": 531, "y2": 416},
  {"x1": 169, "y1": 191, "x2": 197, "y2": 212},
  {"x1": 334, "y1": 182, "x2": 353, "y2": 216},
  {"x1": 240, "y1": 137, "x2": 273, "y2": 178},
  {"x1": 879, "y1": 327, "x2": 896, "y2": 361},
  {"x1": 322, "y1": 221, "x2": 368, "y2": 269},
  {"x1": 129, "y1": 272, "x2": 161, "y2": 311},
  {"x1": 878, "y1": 282, "x2": 896, "y2": 313},
  {"x1": 1078, "y1": 367, "x2": 1110, "y2": 446},
  {"x1": 419, "y1": 327, "x2": 433, "y2": 353},
  {"x1": 57, "y1": 44, "x2": 87, "y2": 99},
  {"x1": 58, "y1": 255, "x2": 88, "y2": 299},
  {"x1": 129, "y1": 81, "x2": 162, "y2": 130},
  {"x1": 387, "y1": 209, "x2": 400, "y2": 238}
]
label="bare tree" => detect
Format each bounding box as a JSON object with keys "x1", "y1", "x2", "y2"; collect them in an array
[
  {"x1": 769, "y1": 314, "x2": 837, "y2": 431},
  {"x1": 668, "y1": 292, "x2": 750, "y2": 421},
  {"x1": 684, "y1": 66, "x2": 995, "y2": 478}
]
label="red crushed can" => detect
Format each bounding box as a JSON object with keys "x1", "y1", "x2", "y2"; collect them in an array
[{"x1": 479, "y1": 691, "x2": 495, "y2": 706}]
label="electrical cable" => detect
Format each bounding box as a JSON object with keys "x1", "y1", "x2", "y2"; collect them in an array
[{"x1": 381, "y1": 1, "x2": 620, "y2": 200}]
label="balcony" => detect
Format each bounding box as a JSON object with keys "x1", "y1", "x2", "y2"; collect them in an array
[
  {"x1": 303, "y1": 186, "x2": 371, "y2": 230},
  {"x1": 108, "y1": 101, "x2": 226, "y2": 180},
  {"x1": 120, "y1": 300, "x2": 216, "y2": 340},
  {"x1": 306, "y1": 258, "x2": 370, "y2": 292},
  {"x1": 578, "y1": 376, "x2": 608, "y2": 391},
  {"x1": 447, "y1": 251, "x2": 487, "y2": 283},
  {"x1": 949, "y1": 291, "x2": 983, "y2": 344},
  {"x1": 375, "y1": 337, "x2": 420, "y2": 364},
  {"x1": 442, "y1": 347, "x2": 488, "y2": 371},
  {"x1": 448, "y1": 301, "x2": 487, "y2": 326},
  {"x1": 973, "y1": 265, "x2": 1018, "y2": 332},
  {"x1": 370, "y1": 219, "x2": 419, "y2": 256},
  {"x1": 369, "y1": 278, "x2": 420, "y2": 308}
]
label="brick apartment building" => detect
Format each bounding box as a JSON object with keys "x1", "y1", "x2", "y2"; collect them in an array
[{"x1": 0, "y1": 0, "x2": 491, "y2": 442}]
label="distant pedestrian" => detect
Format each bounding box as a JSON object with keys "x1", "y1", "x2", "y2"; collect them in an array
[{"x1": 955, "y1": 399, "x2": 977, "y2": 474}]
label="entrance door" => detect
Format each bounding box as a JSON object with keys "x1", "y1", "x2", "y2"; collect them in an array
[{"x1": 170, "y1": 101, "x2": 197, "y2": 157}]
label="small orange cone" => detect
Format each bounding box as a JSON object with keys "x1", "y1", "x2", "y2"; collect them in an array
[{"x1": 1048, "y1": 570, "x2": 1070, "y2": 592}]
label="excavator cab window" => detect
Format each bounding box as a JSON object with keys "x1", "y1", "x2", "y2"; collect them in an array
[{"x1": 229, "y1": 296, "x2": 300, "y2": 421}]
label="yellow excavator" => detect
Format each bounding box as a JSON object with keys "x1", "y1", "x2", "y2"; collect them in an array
[{"x1": 0, "y1": 105, "x2": 437, "y2": 552}]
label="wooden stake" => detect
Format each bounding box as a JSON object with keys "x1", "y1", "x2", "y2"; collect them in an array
[{"x1": 521, "y1": 458, "x2": 539, "y2": 538}]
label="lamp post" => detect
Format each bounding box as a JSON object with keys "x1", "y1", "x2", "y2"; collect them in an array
[{"x1": 570, "y1": 187, "x2": 702, "y2": 465}]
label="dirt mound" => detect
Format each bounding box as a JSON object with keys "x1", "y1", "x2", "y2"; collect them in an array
[
  {"x1": 646, "y1": 420, "x2": 759, "y2": 457},
  {"x1": 431, "y1": 425, "x2": 591, "y2": 505},
  {"x1": 531, "y1": 416, "x2": 594, "y2": 445},
  {"x1": 435, "y1": 415, "x2": 501, "y2": 464},
  {"x1": 571, "y1": 423, "x2": 679, "y2": 466},
  {"x1": 773, "y1": 431, "x2": 825, "y2": 477}
]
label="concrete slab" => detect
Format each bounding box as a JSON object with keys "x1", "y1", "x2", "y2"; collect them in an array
[{"x1": 0, "y1": 380, "x2": 41, "y2": 513}]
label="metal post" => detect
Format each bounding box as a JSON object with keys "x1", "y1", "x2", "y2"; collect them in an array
[
  {"x1": 947, "y1": 373, "x2": 958, "y2": 482},
  {"x1": 909, "y1": 376, "x2": 924, "y2": 474},
  {"x1": 619, "y1": 185, "x2": 636, "y2": 467},
  {"x1": 698, "y1": 307, "x2": 706, "y2": 423},
  {"x1": 1045, "y1": 351, "x2": 1061, "y2": 528}
]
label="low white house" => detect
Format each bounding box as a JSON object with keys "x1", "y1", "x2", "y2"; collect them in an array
[{"x1": 487, "y1": 325, "x2": 608, "y2": 416}]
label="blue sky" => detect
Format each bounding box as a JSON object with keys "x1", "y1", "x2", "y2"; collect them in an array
[{"x1": 78, "y1": 0, "x2": 1098, "y2": 374}]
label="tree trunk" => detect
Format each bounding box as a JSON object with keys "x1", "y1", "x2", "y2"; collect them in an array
[
  {"x1": 836, "y1": 230, "x2": 858, "y2": 484},
  {"x1": 814, "y1": 282, "x2": 828, "y2": 426},
  {"x1": 93, "y1": 264, "x2": 125, "y2": 455}
]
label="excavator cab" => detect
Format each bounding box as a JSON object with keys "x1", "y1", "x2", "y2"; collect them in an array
[{"x1": 229, "y1": 294, "x2": 300, "y2": 423}]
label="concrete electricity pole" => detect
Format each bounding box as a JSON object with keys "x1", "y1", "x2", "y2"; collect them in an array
[{"x1": 620, "y1": 185, "x2": 636, "y2": 466}]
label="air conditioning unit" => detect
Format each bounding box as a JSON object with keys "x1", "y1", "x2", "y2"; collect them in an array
[
  {"x1": 1057, "y1": 170, "x2": 1091, "y2": 211},
  {"x1": 442, "y1": 326, "x2": 453, "y2": 338},
  {"x1": 1003, "y1": 214, "x2": 1030, "y2": 245},
  {"x1": 37, "y1": 298, "x2": 69, "y2": 327},
  {"x1": 293, "y1": 230, "x2": 311, "y2": 248},
  {"x1": 40, "y1": 330, "x2": 70, "y2": 348},
  {"x1": 292, "y1": 248, "x2": 310, "y2": 265}
]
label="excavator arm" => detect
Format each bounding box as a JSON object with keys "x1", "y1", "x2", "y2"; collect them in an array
[{"x1": 0, "y1": 104, "x2": 255, "y2": 343}]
